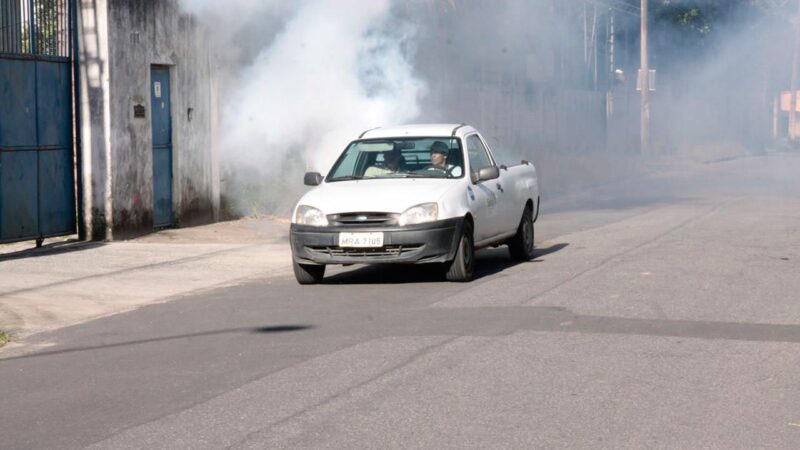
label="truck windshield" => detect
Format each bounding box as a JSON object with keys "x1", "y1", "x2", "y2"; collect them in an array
[{"x1": 327, "y1": 137, "x2": 464, "y2": 181}]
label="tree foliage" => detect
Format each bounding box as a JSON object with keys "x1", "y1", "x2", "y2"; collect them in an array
[{"x1": 648, "y1": 0, "x2": 791, "y2": 70}]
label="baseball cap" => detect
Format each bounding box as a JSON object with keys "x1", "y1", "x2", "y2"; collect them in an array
[{"x1": 430, "y1": 141, "x2": 449, "y2": 154}]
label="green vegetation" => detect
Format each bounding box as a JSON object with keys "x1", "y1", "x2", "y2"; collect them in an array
[
  {"x1": 18, "y1": 0, "x2": 64, "y2": 55},
  {"x1": 0, "y1": 330, "x2": 9, "y2": 348}
]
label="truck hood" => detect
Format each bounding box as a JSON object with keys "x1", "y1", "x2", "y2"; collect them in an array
[{"x1": 298, "y1": 178, "x2": 458, "y2": 215}]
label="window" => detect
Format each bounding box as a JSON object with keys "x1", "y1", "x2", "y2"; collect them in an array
[
  {"x1": 0, "y1": 0, "x2": 71, "y2": 57},
  {"x1": 328, "y1": 146, "x2": 361, "y2": 180},
  {"x1": 327, "y1": 137, "x2": 464, "y2": 181},
  {"x1": 466, "y1": 134, "x2": 493, "y2": 172}
]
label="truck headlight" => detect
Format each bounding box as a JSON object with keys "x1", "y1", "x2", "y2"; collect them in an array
[
  {"x1": 398, "y1": 203, "x2": 438, "y2": 226},
  {"x1": 295, "y1": 205, "x2": 328, "y2": 226}
]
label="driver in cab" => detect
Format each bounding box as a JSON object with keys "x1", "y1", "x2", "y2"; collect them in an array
[{"x1": 426, "y1": 141, "x2": 462, "y2": 177}]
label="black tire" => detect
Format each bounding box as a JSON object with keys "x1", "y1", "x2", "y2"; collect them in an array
[
  {"x1": 445, "y1": 220, "x2": 475, "y2": 282},
  {"x1": 508, "y1": 205, "x2": 535, "y2": 261},
  {"x1": 293, "y1": 260, "x2": 325, "y2": 285}
]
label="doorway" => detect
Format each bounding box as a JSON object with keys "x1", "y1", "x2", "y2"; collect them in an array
[{"x1": 150, "y1": 66, "x2": 173, "y2": 228}]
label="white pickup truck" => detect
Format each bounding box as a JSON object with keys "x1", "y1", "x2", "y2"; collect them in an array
[{"x1": 290, "y1": 124, "x2": 540, "y2": 284}]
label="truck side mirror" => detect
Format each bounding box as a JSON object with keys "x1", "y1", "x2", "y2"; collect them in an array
[
  {"x1": 304, "y1": 172, "x2": 323, "y2": 186},
  {"x1": 472, "y1": 166, "x2": 500, "y2": 183}
]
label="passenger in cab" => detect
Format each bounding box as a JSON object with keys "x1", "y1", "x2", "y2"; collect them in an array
[{"x1": 364, "y1": 147, "x2": 404, "y2": 177}]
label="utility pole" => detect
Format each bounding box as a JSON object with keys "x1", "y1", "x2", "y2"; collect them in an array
[
  {"x1": 639, "y1": 0, "x2": 649, "y2": 154},
  {"x1": 607, "y1": 10, "x2": 615, "y2": 120}
]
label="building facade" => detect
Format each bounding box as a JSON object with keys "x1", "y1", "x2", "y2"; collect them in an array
[
  {"x1": 0, "y1": 0, "x2": 219, "y2": 244},
  {"x1": 78, "y1": 0, "x2": 219, "y2": 239}
]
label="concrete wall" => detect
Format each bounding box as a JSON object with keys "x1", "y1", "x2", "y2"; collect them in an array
[
  {"x1": 78, "y1": 0, "x2": 219, "y2": 240},
  {"x1": 77, "y1": 0, "x2": 113, "y2": 240}
]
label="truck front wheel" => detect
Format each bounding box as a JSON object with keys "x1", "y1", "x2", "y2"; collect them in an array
[
  {"x1": 293, "y1": 260, "x2": 325, "y2": 284},
  {"x1": 446, "y1": 221, "x2": 475, "y2": 282}
]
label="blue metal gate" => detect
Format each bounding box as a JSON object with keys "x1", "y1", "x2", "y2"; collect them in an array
[{"x1": 0, "y1": 0, "x2": 76, "y2": 243}]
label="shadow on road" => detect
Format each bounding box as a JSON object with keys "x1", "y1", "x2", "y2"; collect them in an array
[
  {"x1": 323, "y1": 243, "x2": 569, "y2": 285},
  {"x1": 0, "y1": 325, "x2": 313, "y2": 362},
  {"x1": 480, "y1": 306, "x2": 800, "y2": 344},
  {"x1": 385, "y1": 306, "x2": 800, "y2": 344},
  {"x1": 533, "y1": 243, "x2": 568, "y2": 260},
  {"x1": 0, "y1": 240, "x2": 106, "y2": 261}
]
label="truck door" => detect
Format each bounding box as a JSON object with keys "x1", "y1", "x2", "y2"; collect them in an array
[
  {"x1": 478, "y1": 134, "x2": 520, "y2": 234},
  {"x1": 466, "y1": 134, "x2": 502, "y2": 242}
]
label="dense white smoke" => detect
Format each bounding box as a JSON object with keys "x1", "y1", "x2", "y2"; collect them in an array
[
  {"x1": 179, "y1": 0, "x2": 791, "y2": 215},
  {"x1": 182, "y1": 0, "x2": 423, "y2": 167},
  {"x1": 179, "y1": 0, "x2": 424, "y2": 213},
  {"x1": 221, "y1": 0, "x2": 423, "y2": 173}
]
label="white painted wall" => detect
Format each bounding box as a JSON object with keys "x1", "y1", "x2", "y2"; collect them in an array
[{"x1": 77, "y1": 0, "x2": 113, "y2": 240}]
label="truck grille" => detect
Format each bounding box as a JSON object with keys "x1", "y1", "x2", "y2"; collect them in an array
[
  {"x1": 327, "y1": 212, "x2": 398, "y2": 226},
  {"x1": 306, "y1": 245, "x2": 423, "y2": 258}
]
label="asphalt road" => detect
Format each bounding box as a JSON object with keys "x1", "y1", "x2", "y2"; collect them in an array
[{"x1": 2, "y1": 152, "x2": 800, "y2": 449}]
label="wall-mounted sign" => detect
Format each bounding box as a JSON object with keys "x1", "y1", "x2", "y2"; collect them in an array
[
  {"x1": 636, "y1": 69, "x2": 656, "y2": 92},
  {"x1": 134, "y1": 104, "x2": 146, "y2": 118},
  {"x1": 154, "y1": 81, "x2": 162, "y2": 98}
]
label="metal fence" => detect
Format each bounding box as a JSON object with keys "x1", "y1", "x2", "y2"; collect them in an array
[{"x1": 0, "y1": 0, "x2": 70, "y2": 57}]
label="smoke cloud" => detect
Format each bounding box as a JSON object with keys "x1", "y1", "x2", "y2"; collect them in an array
[
  {"x1": 180, "y1": 0, "x2": 424, "y2": 215},
  {"x1": 180, "y1": 0, "x2": 799, "y2": 215}
]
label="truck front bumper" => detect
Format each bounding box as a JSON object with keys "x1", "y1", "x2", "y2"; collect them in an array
[{"x1": 290, "y1": 218, "x2": 464, "y2": 265}]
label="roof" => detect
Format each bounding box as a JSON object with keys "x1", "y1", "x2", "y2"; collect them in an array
[{"x1": 358, "y1": 123, "x2": 474, "y2": 140}]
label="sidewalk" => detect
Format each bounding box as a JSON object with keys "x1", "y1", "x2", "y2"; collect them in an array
[{"x1": 0, "y1": 217, "x2": 293, "y2": 348}]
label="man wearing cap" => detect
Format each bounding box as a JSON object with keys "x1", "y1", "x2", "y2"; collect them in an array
[{"x1": 426, "y1": 140, "x2": 462, "y2": 177}]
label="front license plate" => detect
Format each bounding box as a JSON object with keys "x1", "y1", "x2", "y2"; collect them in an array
[{"x1": 339, "y1": 232, "x2": 384, "y2": 248}]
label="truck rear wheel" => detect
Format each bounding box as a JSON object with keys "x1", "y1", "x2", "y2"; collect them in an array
[
  {"x1": 508, "y1": 206, "x2": 535, "y2": 261},
  {"x1": 293, "y1": 260, "x2": 325, "y2": 284},
  {"x1": 446, "y1": 221, "x2": 475, "y2": 282}
]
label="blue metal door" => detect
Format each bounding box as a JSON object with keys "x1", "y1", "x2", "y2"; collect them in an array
[
  {"x1": 0, "y1": 0, "x2": 76, "y2": 243},
  {"x1": 151, "y1": 67, "x2": 173, "y2": 227}
]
